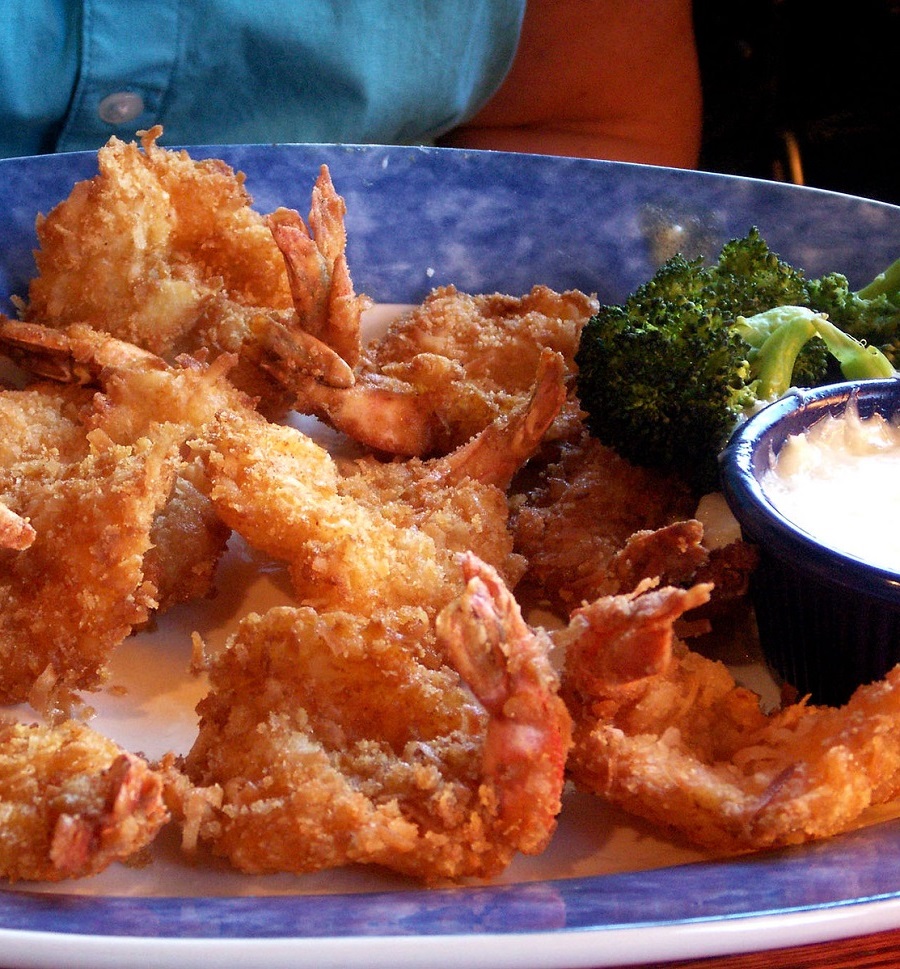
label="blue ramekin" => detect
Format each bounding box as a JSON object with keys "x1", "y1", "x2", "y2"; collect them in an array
[{"x1": 719, "y1": 378, "x2": 900, "y2": 705}]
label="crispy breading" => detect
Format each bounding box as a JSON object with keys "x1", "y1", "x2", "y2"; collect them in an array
[
  {"x1": 265, "y1": 285, "x2": 594, "y2": 456},
  {"x1": 512, "y1": 429, "x2": 697, "y2": 612},
  {"x1": 195, "y1": 353, "x2": 564, "y2": 626},
  {"x1": 0, "y1": 421, "x2": 181, "y2": 706},
  {"x1": 561, "y1": 582, "x2": 900, "y2": 852},
  {"x1": 0, "y1": 719, "x2": 168, "y2": 882},
  {"x1": 172, "y1": 555, "x2": 569, "y2": 883},
  {"x1": 25, "y1": 129, "x2": 289, "y2": 345},
  {"x1": 20, "y1": 130, "x2": 367, "y2": 414},
  {"x1": 0, "y1": 323, "x2": 273, "y2": 704}
]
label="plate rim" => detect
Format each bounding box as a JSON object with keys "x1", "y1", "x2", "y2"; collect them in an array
[
  {"x1": 1, "y1": 894, "x2": 900, "y2": 969},
  {"x1": 3, "y1": 142, "x2": 900, "y2": 967}
]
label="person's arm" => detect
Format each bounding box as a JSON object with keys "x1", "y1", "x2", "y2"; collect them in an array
[{"x1": 438, "y1": 0, "x2": 702, "y2": 168}]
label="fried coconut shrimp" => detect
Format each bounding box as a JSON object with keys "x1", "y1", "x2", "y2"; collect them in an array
[
  {"x1": 512, "y1": 429, "x2": 698, "y2": 613},
  {"x1": 0, "y1": 378, "x2": 173, "y2": 705},
  {"x1": 19, "y1": 128, "x2": 365, "y2": 412},
  {"x1": 196, "y1": 350, "x2": 566, "y2": 625},
  {"x1": 0, "y1": 409, "x2": 182, "y2": 706},
  {"x1": 260, "y1": 278, "x2": 594, "y2": 456},
  {"x1": 0, "y1": 320, "x2": 275, "y2": 704},
  {"x1": 510, "y1": 425, "x2": 760, "y2": 632},
  {"x1": 0, "y1": 382, "x2": 92, "y2": 552},
  {"x1": 561, "y1": 581, "x2": 900, "y2": 852},
  {"x1": 0, "y1": 319, "x2": 258, "y2": 585},
  {"x1": 359, "y1": 285, "x2": 594, "y2": 443},
  {"x1": 172, "y1": 554, "x2": 570, "y2": 883},
  {"x1": 0, "y1": 719, "x2": 168, "y2": 882}
]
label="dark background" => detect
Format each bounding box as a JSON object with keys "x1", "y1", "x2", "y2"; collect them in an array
[{"x1": 694, "y1": 0, "x2": 899, "y2": 205}]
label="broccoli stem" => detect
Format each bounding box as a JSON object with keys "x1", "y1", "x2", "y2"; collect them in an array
[
  {"x1": 811, "y1": 313, "x2": 896, "y2": 379},
  {"x1": 737, "y1": 306, "x2": 895, "y2": 402},
  {"x1": 747, "y1": 313, "x2": 818, "y2": 400},
  {"x1": 857, "y1": 254, "x2": 900, "y2": 301}
]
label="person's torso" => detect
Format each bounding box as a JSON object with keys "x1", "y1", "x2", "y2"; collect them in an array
[{"x1": 0, "y1": 0, "x2": 525, "y2": 157}]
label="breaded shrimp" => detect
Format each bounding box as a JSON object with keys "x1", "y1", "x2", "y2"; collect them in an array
[
  {"x1": 171, "y1": 555, "x2": 569, "y2": 883},
  {"x1": 0, "y1": 320, "x2": 280, "y2": 704},
  {"x1": 19, "y1": 129, "x2": 365, "y2": 413},
  {"x1": 0, "y1": 422, "x2": 182, "y2": 706},
  {"x1": 195, "y1": 351, "x2": 564, "y2": 625},
  {"x1": 258, "y1": 276, "x2": 594, "y2": 456},
  {"x1": 0, "y1": 377, "x2": 187, "y2": 706},
  {"x1": 0, "y1": 319, "x2": 260, "y2": 614},
  {"x1": 512, "y1": 428, "x2": 698, "y2": 613},
  {"x1": 0, "y1": 719, "x2": 168, "y2": 882},
  {"x1": 561, "y1": 581, "x2": 900, "y2": 852}
]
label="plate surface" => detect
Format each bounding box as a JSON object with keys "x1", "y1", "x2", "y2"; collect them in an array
[{"x1": 2, "y1": 143, "x2": 900, "y2": 969}]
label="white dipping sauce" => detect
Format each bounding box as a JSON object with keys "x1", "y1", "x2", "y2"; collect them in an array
[{"x1": 761, "y1": 399, "x2": 900, "y2": 573}]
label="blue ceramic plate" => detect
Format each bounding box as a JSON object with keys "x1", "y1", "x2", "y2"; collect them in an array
[{"x1": 2, "y1": 143, "x2": 900, "y2": 969}]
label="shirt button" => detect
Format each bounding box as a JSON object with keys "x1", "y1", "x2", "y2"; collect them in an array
[{"x1": 98, "y1": 92, "x2": 146, "y2": 125}]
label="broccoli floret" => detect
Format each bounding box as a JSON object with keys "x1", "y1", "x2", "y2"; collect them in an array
[
  {"x1": 575, "y1": 230, "x2": 895, "y2": 493},
  {"x1": 713, "y1": 229, "x2": 811, "y2": 313},
  {"x1": 628, "y1": 231, "x2": 832, "y2": 390},
  {"x1": 627, "y1": 229, "x2": 809, "y2": 319},
  {"x1": 808, "y1": 255, "x2": 900, "y2": 364},
  {"x1": 575, "y1": 301, "x2": 754, "y2": 492}
]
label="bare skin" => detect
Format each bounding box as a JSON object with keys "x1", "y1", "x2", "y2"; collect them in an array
[{"x1": 440, "y1": 0, "x2": 702, "y2": 168}]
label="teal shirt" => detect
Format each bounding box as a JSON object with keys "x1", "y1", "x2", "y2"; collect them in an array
[{"x1": 0, "y1": 0, "x2": 525, "y2": 158}]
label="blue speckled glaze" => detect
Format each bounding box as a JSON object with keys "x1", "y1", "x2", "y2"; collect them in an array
[
  {"x1": 2, "y1": 144, "x2": 900, "y2": 962},
  {"x1": 3, "y1": 143, "x2": 900, "y2": 314},
  {"x1": 1, "y1": 821, "x2": 900, "y2": 939}
]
